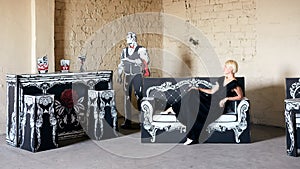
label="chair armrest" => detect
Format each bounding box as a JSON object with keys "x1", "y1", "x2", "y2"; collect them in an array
[
  {"x1": 224, "y1": 100, "x2": 239, "y2": 114},
  {"x1": 236, "y1": 98, "x2": 250, "y2": 122},
  {"x1": 141, "y1": 97, "x2": 156, "y2": 112},
  {"x1": 224, "y1": 98, "x2": 250, "y2": 114},
  {"x1": 141, "y1": 97, "x2": 155, "y2": 129}
]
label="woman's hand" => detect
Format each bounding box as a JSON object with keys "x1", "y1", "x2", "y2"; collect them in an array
[
  {"x1": 219, "y1": 97, "x2": 228, "y2": 107},
  {"x1": 188, "y1": 86, "x2": 199, "y2": 91},
  {"x1": 211, "y1": 82, "x2": 219, "y2": 94}
]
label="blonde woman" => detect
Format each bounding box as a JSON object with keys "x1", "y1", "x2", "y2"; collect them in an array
[{"x1": 184, "y1": 59, "x2": 244, "y2": 145}]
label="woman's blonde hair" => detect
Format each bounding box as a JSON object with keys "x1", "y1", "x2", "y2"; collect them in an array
[{"x1": 225, "y1": 60, "x2": 238, "y2": 73}]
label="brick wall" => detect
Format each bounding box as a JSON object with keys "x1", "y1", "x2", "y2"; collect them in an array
[
  {"x1": 54, "y1": 0, "x2": 256, "y2": 76},
  {"x1": 162, "y1": 0, "x2": 260, "y2": 124},
  {"x1": 55, "y1": 0, "x2": 163, "y2": 76},
  {"x1": 54, "y1": 0, "x2": 163, "y2": 120},
  {"x1": 54, "y1": 0, "x2": 260, "y2": 125},
  {"x1": 163, "y1": 0, "x2": 256, "y2": 75}
]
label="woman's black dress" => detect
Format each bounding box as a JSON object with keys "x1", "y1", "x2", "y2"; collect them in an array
[{"x1": 185, "y1": 76, "x2": 240, "y2": 143}]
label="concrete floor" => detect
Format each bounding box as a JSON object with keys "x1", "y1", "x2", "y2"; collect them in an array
[{"x1": 0, "y1": 124, "x2": 299, "y2": 169}]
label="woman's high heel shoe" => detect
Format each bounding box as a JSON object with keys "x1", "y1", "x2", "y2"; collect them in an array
[
  {"x1": 183, "y1": 138, "x2": 199, "y2": 145},
  {"x1": 160, "y1": 107, "x2": 176, "y2": 115},
  {"x1": 183, "y1": 138, "x2": 193, "y2": 145}
]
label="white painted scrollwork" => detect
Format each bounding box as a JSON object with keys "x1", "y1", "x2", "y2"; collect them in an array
[
  {"x1": 88, "y1": 90, "x2": 118, "y2": 140},
  {"x1": 206, "y1": 99, "x2": 249, "y2": 143},
  {"x1": 141, "y1": 100, "x2": 157, "y2": 142},
  {"x1": 6, "y1": 78, "x2": 18, "y2": 146},
  {"x1": 37, "y1": 95, "x2": 57, "y2": 148},
  {"x1": 284, "y1": 100, "x2": 300, "y2": 155},
  {"x1": 146, "y1": 78, "x2": 212, "y2": 97},
  {"x1": 142, "y1": 78, "x2": 212, "y2": 142},
  {"x1": 289, "y1": 79, "x2": 300, "y2": 99},
  {"x1": 99, "y1": 90, "x2": 118, "y2": 138},
  {"x1": 142, "y1": 78, "x2": 249, "y2": 143},
  {"x1": 20, "y1": 95, "x2": 57, "y2": 152},
  {"x1": 8, "y1": 111, "x2": 17, "y2": 144},
  {"x1": 20, "y1": 96, "x2": 35, "y2": 150},
  {"x1": 88, "y1": 90, "x2": 98, "y2": 139}
]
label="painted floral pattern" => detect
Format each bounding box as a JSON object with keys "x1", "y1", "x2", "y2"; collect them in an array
[
  {"x1": 55, "y1": 89, "x2": 85, "y2": 130},
  {"x1": 60, "y1": 89, "x2": 79, "y2": 109}
]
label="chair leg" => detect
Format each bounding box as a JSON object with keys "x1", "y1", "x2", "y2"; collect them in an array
[
  {"x1": 232, "y1": 128, "x2": 241, "y2": 143},
  {"x1": 150, "y1": 128, "x2": 158, "y2": 142}
]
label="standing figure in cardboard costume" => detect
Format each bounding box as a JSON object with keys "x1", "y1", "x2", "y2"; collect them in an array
[{"x1": 117, "y1": 32, "x2": 150, "y2": 129}]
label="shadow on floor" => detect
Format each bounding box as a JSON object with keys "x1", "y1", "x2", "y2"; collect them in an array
[
  {"x1": 250, "y1": 124, "x2": 285, "y2": 143},
  {"x1": 117, "y1": 117, "x2": 286, "y2": 144},
  {"x1": 117, "y1": 116, "x2": 141, "y2": 136}
]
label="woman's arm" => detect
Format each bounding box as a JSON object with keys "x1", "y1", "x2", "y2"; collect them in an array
[
  {"x1": 219, "y1": 86, "x2": 244, "y2": 107},
  {"x1": 190, "y1": 82, "x2": 220, "y2": 94},
  {"x1": 227, "y1": 86, "x2": 243, "y2": 101}
]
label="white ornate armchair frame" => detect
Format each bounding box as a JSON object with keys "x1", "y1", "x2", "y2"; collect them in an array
[
  {"x1": 141, "y1": 78, "x2": 250, "y2": 143},
  {"x1": 141, "y1": 78, "x2": 212, "y2": 142},
  {"x1": 141, "y1": 98, "x2": 186, "y2": 143},
  {"x1": 206, "y1": 98, "x2": 250, "y2": 143},
  {"x1": 284, "y1": 78, "x2": 300, "y2": 156}
]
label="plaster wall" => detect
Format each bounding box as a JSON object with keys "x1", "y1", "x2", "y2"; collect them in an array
[
  {"x1": 0, "y1": 0, "x2": 32, "y2": 134},
  {"x1": 0, "y1": 0, "x2": 54, "y2": 134},
  {"x1": 251, "y1": 0, "x2": 300, "y2": 126},
  {"x1": 35, "y1": 0, "x2": 55, "y2": 72}
]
